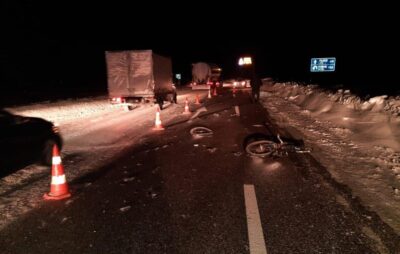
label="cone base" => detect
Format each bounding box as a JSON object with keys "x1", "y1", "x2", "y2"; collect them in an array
[
  {"x1": 43, "y1": 192, "x2": 71, "y2": 200},
  {"x1": 152, "y1": 126, "x2": 165, "y2": 131}
]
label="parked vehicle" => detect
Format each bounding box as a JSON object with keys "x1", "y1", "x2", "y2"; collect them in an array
[{"x1": 105, "y1": 50, "x2": 177, "y2": 109}]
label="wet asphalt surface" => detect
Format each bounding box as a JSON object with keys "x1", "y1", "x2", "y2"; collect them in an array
[{"x1": 1, "y1": 88, "x2": 399, "y2": 253}]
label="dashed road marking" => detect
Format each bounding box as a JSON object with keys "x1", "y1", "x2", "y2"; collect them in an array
[
  {"x1": 235, "y1": 105, "x2": 240, "y2": 116},
  {"x1": 244, "y1": 184, "x2": 268, "y2": 254}
]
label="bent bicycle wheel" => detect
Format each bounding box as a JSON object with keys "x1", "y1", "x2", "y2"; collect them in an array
[{"x1": 245, "y1": 140, "x2": 276, "y2": 157}]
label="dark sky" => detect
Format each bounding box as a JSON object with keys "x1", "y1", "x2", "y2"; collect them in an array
[{"x1": 1, "y1": 1, "x2": 399, "y2": 99}]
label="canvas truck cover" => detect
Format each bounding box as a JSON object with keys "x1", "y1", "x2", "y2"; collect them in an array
[{"x1": 105, "y1": 50, "x2": 172, "y2": 98}]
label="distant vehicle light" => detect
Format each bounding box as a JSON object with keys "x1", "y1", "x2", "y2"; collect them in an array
[
  {"x1": 241, "y1": 81, "x2": 245, "y2": 86},
  {"x1": 238, "y1": 57, "x2": 252, "y2": 66},
  {"x1": 112, "y1": 97, "x2": 122, "y2": 103},
  {"x1": 243, "y1": 57, "x2": 252, "y2": 65}
]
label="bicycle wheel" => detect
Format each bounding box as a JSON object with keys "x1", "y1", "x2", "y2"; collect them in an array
[
  {"x1": 190, "y1": 127, "x2": 213, "y2": 138},
  {"x1": 245, "y1": 140, "x2": 276, "y2": 157}
]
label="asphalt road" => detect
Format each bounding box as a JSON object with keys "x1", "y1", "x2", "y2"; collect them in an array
[{"x1": 1, "y1": 88, "x2": 399, "y2": 253}]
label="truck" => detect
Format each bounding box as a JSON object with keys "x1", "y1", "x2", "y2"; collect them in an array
[
  {"x1": 105, "y1": 50, "x2": 177, "y2": 109},
  {"x1": 191, "y1": 62, "x2": 222, "y2": 90}
]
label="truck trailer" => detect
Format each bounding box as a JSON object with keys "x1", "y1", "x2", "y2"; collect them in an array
[{"x1": 105, "y1": 50, "x2": 177, "y2": 109}]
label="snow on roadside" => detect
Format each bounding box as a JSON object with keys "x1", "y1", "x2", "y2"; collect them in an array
[
  {"x1": 260, "y1": 82, "x2": 400, "y2": 233},
  {"x1": 0, "y1": 95, "x2": 187, "y2": 230},
  {"x1": 5, "y1": 96, "x2": 123, "y2": 124}
]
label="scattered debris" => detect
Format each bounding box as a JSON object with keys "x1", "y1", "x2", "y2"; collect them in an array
[
  {"x1": 119, "y1": 206, "x2": 131, "y2": 212},
  {"x1": 65, "y1": 199, "x2": 74, "y2": 206},
  {"x1": 123, "y1": 177, "x2": 135, "y2": 182},
  {"x1": 233, "y1": 151, "x2": 242, "y2": 157},
  {"x1": 207, "y1": 147, "x2": 217, "y2": 153},
  {"x1": 152, "y1": 167, "x2": 161, "y2": 174}
]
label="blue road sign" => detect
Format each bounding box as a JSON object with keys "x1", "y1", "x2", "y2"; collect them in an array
[{"x1": 310, "y1": 57, "x2": 336, "y2": 72}]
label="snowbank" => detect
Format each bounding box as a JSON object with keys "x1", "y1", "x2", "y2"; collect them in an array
[
  {"x1": 260, "y1": 82, "x2": 400, "y2": 233},
  {"x1": 5, "y1": 96, "x2": 123, "y2": 124},
  {"x1": 264, "y1": 83, "x2": 400, "y2": 151}
]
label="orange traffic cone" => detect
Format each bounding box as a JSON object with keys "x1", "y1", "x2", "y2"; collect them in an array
[
  {"x1": 195, "y1": 94, "x2": 201, "y2": 105},
  {"x1": 153, "y1": 106, "x2": 164, "y2": 130},
  {"x1": 44, "y1": 145, "x2": 71, "y2": 200},
  {"x1": 183, "y1": 97, "x2": 191, "y2": 114},
  {"x1": 208, "y1": 89, "x2": 212, "y2": 99}
]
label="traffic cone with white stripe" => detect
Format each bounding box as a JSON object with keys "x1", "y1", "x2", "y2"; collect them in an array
[
  {"x1": 183, "y1": 97, "x2": 191, "y2": 114},
  {"x1": 153, "y1": 106, "x2": 164, "y2": 130},
  {"x1": 195, "y1": 94, "x2": 201, "y2": 105},
  {"x1": 44, "y1": 145, "x2": 71, "y2": 200},
  {"x1": 208, "y1": 88, "x2": 212, "y2": 99}
]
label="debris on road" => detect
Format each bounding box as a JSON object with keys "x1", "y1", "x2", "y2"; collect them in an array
[
  {"x1": 119, "y1": 206, "x2": 131, "y2": 212},
  {"x1": 123, "y1": 177, "x2": 135, "y2": 182},
  {"x1": 233, "y1": 151, "x2": 242, "y2": 157},
  {"x1": 207, "y1": 147, "x2": 217, "y2": 153}
]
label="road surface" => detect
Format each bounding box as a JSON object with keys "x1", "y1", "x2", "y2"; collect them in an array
[{"x1": 1, "y1": 87, "x2": 399, "y2": 253}]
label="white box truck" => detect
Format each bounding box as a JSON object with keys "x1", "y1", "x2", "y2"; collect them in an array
[{"x1": 105, "y1": 50, "x2": 177, "y2": 109}]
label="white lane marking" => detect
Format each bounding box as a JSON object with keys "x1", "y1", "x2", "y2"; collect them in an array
[
  {"x1": 235, "y1": 105, "x2": 240, "y2": 116},
  {"x1": 244, "y1": 184, "x2": 268, "y2": 254}
]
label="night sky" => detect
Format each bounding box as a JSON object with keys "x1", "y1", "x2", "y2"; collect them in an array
[{"x1": 1, "y1": 2, "x2": 399, "y2": 106}]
